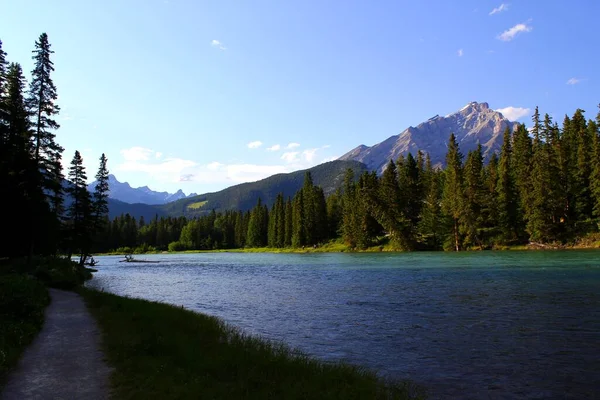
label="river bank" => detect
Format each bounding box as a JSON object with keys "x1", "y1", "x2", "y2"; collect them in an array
[{"x1": 81, "y1": 288, "x2": 424, "y2": 399}]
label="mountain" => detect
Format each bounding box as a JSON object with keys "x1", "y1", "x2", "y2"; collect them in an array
[
  {"x1": 339, "y1": 102, "x2": 519, "y2": 173},
  {"x1": 160, "y1": 160, "x2": 368, "y2": 217},
  {"x1": 88, "y1": 174, "x2": 192, "y2": 205},
  {"x1": 107, "y1": 198, "x2": 165, "y2": 220}
]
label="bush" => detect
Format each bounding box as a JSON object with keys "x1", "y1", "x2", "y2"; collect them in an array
[
  {"x1": 33, "y1": 257, "x2": 92, "y2": 289},
  {"x1": 0, "y1": 274, "x2": 49, "y2": 383},
  {"x1": 168, "y1": 241, "x2": 187, "y2": 252}
]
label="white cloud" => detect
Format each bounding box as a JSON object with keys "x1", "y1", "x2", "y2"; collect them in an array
[
  {"x1": 207, "y1": 161, "x2": 224, "y2": 170},
  {"x1": 302, "y1": 148, "x2": 319, "y2": 162},
  {"x1": 489, "y1": 3, "x2": 509, "y2": 15},
  {"x1": 266, "y1": 144, "x2": 281, "y2": 151},
  {"x1": 286, "y1": 142, "x2": 300, "y2": 149},
  {"x1": 497, "y1": 22, "x2": 532, "y2": 41},
  {"x1": 121, "y1": 146, "x2": 155, "y2": 161},
  {"x1": 281, "y1": 152, "x2": 300, "y2": 163},
  {"x1": 155, "y1": 152, "x2": 163, "y2": 159},
  {"x1": 495, "y1": 106, "x2": 531, "y2": 121},
  {"x1": 458, "y1": 49, "x2": 464, "y2": 57},
  {"x1": 566, "y1": 77, "x2": 581, "y2": 85},
  {"x1": 211, "y1": 39, "x2": 226, "y2": 51},
  {"x1": 247, "y1": 141, "x2": 263, "y2": 149}
]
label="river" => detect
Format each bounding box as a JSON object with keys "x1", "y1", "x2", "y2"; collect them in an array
[{"x1": 86, "y1": 251, "x2": 600, "y2": 399}]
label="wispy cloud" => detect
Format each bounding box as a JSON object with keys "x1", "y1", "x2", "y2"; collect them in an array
[
  {"x1": 566, "y1": 77, "x2": 582, "y2": 85},
  {"x1": 489, "y1": 3, "x2": 509, "y2": 15},
  {"x1": 281, "y1": 152, "x2": 300, "y2": 163},
  {"x1": 457, "y1": 49, "x2": 464, "y2": 57},
  {"x1": 495, "y1": 106, "x2": 531, "y2": 121},
  {"x1": 155, "y1": 152, "x2": 163, "y2": 159},
  {"x1": 286, "y1": 142, "x2": 300, "y2": 149},
  {"x1": 211, "y1": 39, "x2": 226, "y2": 51},
  {"x1": 497, "y1": 22, "x2": 532, "y2": 41},
  {"x1": 302, "y1": 148, "x2": 319, "y2": 162},
  {"x1": 247, "y1": 141, "x2": 263, "y2": 149},
  {"x1": 266, "y1": 144, "x2": 281, "y2": 151},
  {"x1": 121, "y1": 146, "x2": 155, "y2": 162}
]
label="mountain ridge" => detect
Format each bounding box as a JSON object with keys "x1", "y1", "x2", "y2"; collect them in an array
[
  {"x1": 88, "y1": 174, "x2": 194, "y2": 205},
  {"x1": 339, "y1": 101, "x2": 519, "y2": 173}
]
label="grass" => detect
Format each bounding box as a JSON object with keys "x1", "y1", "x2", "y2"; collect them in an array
[
  {"x1": 81, "y1": 289, "x2": 425, "y2": 400},
  {"x1": 0, "y1": 274, "x2": 50, "y2": 386},
  {"x1": 187, "y1": 200, "x2": 208, "y2": 210}
]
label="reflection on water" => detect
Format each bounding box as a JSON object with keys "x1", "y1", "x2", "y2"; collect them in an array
[{"x1": 87, "y1": 251, "x2": 600, "y2": 399}]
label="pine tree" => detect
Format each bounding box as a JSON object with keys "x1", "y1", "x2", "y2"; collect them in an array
[
  {"x1": 511, "y1": 123, "x2": 532, "y2": 233},
  {"x1": 496, "y1": 127, "x2": 518, "y2": 243},
  {"x1": 1, "y1": 63, "x2": 47, "y2": 257},
  {"x1": 92, "y1": 153, "x2": 109, "y2": 231},
  {"x1": 462, "y1": 145, "x2": 485, "y2": 248},
  {"x1": 28, "y1": 33, "x2": 64, "y2": 215},
  {"x1": 292, "y1": 189, "x2": 305, "y2": 247},
  {"x1": 441, "y1": 133, "x2": 464, "y2": 251},
  {"x1": 376, "y1": 160, "x2": 411, "y2": 249},
  {"x1": 481, "y1": 153, "x2": 499, "y2": 240},
  {"x1": 417, "y1": 153, "x2": 442, "y2": 249},
  {"x1": 284, "y1": 198, "x2": 293, "y2": 246},
  {"x1": 0, "y1": 39, "x2": 9, "y2": 143},
  {"x1": 590, "y1": 106, "x2": 600, "y2": 221},
  {"x1": 66, "y1": 150, "x2": 92, "y2": 264}
]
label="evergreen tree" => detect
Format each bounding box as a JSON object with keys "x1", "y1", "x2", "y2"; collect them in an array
[
  {"x1": 66, "y1": 151, "x2": 92, "y2": 264},
  {"x1": 376, "y1": 159, "x2": 411, "y2": 249},
  {"x1": 462, "y1": 145, "x2": 485, "y2": 248},
  {"x1": 441, "y1": 133, "x2": 464, "y2": 251},
  {"x1": 590, "y1": 106, "x2": 600, "y2": 221},
  {"x1": 496, "y1": 127, "x2": 518, "y2": 243},
  {"x1": 511, "y1": 123, "x2": 532, "y2": 234},
  {"x1": 417, "y1": 153, "x2": 442, "y2": 249},
  {"x1": 247, "y1": 198, "x2": 266, "y2": 247},
  {"x1": 284, "y1": 197, "x2": 293, "y2": 246},
  {"x1": 527, "y1": 114, "x2": 559, "y2": 242},
  {"x1": 92, "y1": 153, "x2": 109, "y2": 231},
  {"x1": 291, "y1": 189, "x2": 305, "y2": 247},
  {"x1": 28, "y1": 33, "x2": 64, "y2": 215}
]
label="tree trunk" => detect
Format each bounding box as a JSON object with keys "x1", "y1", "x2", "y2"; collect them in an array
[{"x1": 454, "y1": 218, "x2": 460, "y2": 252}]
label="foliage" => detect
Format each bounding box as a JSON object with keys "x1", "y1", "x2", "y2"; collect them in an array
[
  {"x1": 82, "y1": 288, "x2": 423, "y2": 400},
  {"x1": 0, "y1": 274, "x2": 49, "y2": 384}
]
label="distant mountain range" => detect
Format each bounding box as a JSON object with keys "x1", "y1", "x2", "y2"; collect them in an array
[
  {"x1": 92, "y1": 101, "x2": 519, "y2": 221},
  {"x1": 88, "y1": 174, "x2": 196, "y2": 205},
  {"x1": 339, "y1": 101, "x2": 519, "y2": 173}
]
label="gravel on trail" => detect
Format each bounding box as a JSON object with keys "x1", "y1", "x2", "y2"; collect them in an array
[{"x1": 1, "y1": 288, "x2": 112, "y2": 400}]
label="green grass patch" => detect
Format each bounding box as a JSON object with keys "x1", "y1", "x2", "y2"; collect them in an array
[
  {"x1": 187, "y1": 200, "x2": 208, "y2": 210},
  {"x1": 82, "y1": 289, "x2": 424, "y2": 400},
  {"x1": 0, "y1": 274, "x2": 50, "y2": 386}
]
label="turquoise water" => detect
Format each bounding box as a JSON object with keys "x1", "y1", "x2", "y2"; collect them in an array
[{"x1": 86, "y1": 251, "x2": 600, "y2": 399}]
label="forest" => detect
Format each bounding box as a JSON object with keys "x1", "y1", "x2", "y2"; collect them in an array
[
  {"x1": 0, "y1": 35, "x2": 109, "y2": 263},
  {"x1": 2, "y1": 35, "x2": 600, "y2": 257},
  {"x1": 95, "y1": 105, "x2": 600, "y2": 253}
]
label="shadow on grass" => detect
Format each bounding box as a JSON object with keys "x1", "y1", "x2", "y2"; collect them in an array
[{"x1": 81, "y1": 288, "x2": 426, "y2": 399}]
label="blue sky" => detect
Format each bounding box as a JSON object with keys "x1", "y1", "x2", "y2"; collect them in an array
[{"x1": 2, "y1": 0, "x2": 598, "y2": 194}]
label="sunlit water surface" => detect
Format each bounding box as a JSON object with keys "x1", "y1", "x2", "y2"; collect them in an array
[{"x1": 86, "y1": 251, "x2": 600, "y2": 399}]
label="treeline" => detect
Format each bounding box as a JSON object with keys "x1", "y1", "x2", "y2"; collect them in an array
[
  {"x1": 0, "y1": 35, "x2": 109, "y2": 263},
  {"x1": 99, "y1": 105, "x2": 600, "y2": 252}
]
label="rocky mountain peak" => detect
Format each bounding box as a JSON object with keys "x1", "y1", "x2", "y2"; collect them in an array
[{"x1": 339, "y1": 102, "x2": 519, "y2": 173}]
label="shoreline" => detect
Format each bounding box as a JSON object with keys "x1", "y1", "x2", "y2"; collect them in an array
[
  {"x1": 96, "y1": 241, "x2": 600, "y2": 257},
  {"x1": 80, "y1": 288, "x2": 425, "y2": 399}
]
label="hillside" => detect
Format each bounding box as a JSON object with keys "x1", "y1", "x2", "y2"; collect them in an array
[
  {"x1": 107, "y1": 198, "x2": 165, "y2": 220},
  {"x1": 160, "y1": 160, "x2": 368, "y2": 217},
  {"x1": 340, "y1": 101, "x2": 519, "y2": 173}
]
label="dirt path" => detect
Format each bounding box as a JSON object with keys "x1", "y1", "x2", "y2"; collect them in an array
[{"x1": 1, "y1": 289, "x2": 112, "y2": 400}]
